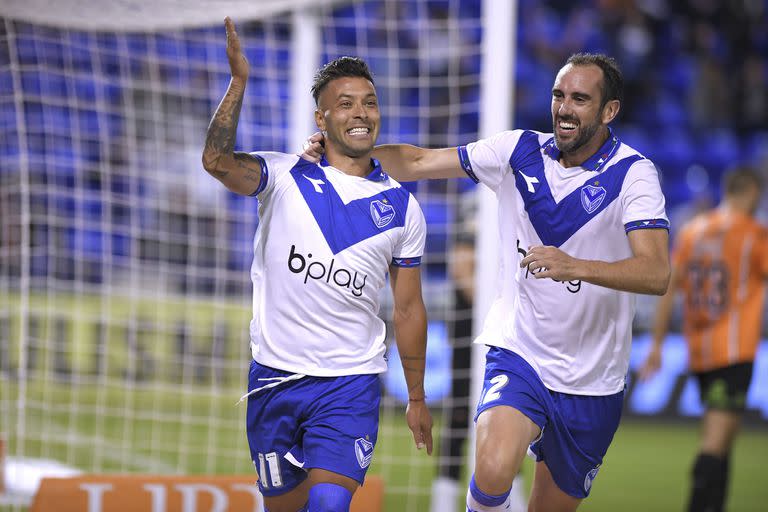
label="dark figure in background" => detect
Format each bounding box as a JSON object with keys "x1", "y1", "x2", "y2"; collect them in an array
[
  {"x1": 640, "y1": 167, "x2": 768, "y2": 512},
  {"x1": 430, "y1": 193, "x2": 525, "y2": 512},
  {"x1": 429, "y1": 195, "x2": 475, "y2": 512}
]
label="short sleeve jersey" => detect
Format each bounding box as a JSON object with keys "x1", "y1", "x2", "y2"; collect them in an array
[
  {"x1": 460, "y1": 129, "x2": 669, "y2": 395},
  {"x1": 673, "y1": 209, "x2": 768, "y2": 372},
  {"x1": 249, "y1": 153, "x2": 426, "y2": 377}
]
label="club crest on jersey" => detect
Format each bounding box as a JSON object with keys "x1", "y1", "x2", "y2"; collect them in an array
[
  {"x1": 370, "y1": 199, "x2": 395, "y2": 228},
  {"x1": 581, "y1": 184, "x2": 606, "y2": 214},
  {"x1": 354, "y1": 437, "x2": 374, "y2": 468},
  {"x1": 584, "y1": 465, "x2": 601, "y2": 493}
]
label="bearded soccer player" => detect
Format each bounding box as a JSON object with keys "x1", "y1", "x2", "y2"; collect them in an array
[
  {"x1": 304, "y1": 53, "x2": 671, "y2": 511},
  {"x1": 641, "y1": 167, "x2": 767, "y2": 512},
  {"x1": 202, "y1": 18, "x2": 433, "y2": 512}
]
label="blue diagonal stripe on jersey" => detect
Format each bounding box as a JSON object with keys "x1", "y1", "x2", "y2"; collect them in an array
[
  {"x1": 290, "y1": 159, "x2": 409, "y2": 254},
  {"x1": 510, "y1": 131, "x2": 643, "y2": 247}
]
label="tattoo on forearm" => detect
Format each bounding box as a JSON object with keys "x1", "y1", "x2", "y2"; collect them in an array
[
  {"x1": 401, "y1": 356, "x2": 425, "y2": 370},
  {"x1": 408, "y1": 382, "x2": 425, "y2": 393},
  {"x1": 401, "y1": 354, "x2": 425, "y2": 390},
  {"x1": 203, "y1": 83, "x2": 245, "y2": 173}
]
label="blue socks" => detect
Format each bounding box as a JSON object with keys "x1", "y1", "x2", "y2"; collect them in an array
[
  {"x1": 466, "y1": 474, "x2": 511, "y2": 511},
  {"x1": 308, "y1": 482, "x2": 353, "y2": 512}
]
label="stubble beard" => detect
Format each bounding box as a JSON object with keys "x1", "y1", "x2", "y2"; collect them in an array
[{"x1": 553, "y1": 118, "x2": 600, "y2": 155}]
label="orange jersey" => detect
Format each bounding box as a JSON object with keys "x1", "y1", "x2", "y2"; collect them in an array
[{"x1": 674, "y1": 209, "x2": 768, "y2": 372}]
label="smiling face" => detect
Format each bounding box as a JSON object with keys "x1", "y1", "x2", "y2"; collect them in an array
[
  {"x1": 551, "y1": 63, "x2": 619, "y2": 163},
  {"x1": 314, "y1": 76, "x2": 380, "y2": 160}
]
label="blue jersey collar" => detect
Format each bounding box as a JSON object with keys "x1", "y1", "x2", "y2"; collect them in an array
[
  {"x1": 319, "y1": 156, "x2": 389, "y2": 182},
  {"x1": 542, "y1": 127, "x2": 621, "y2": 173}
]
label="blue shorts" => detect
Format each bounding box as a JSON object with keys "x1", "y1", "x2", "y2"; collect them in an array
[
  {"x1": 476, "y1": 347, "x2": 624, "y2": 499},
  {"x1": 245, "y1": 360, "x2": 381, "y2": 497}
]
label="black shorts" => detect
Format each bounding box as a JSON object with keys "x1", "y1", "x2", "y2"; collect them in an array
[{"x1": 693, "y1": 362, "x2": 753, "y2": 412}]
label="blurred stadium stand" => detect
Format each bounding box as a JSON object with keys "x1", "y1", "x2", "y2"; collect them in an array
[{"x1": 3, "y1": 0, "x2": 766, "y2": 291}]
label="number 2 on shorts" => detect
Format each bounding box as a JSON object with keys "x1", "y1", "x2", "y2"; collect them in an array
[{"x1": 481, "y1": 374, "x2": 509, "y2": 405}]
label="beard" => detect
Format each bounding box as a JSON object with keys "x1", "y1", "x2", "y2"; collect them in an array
[{"x1": 553, "y1": 117, "x2": 600, "y2": 155}]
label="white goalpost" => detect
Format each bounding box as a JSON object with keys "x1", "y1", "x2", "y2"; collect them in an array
[{"x1": 0, "y1": 1, "x2": 513, "y2": 511}]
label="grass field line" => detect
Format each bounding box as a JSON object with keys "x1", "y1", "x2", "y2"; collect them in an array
[{"x1": 19, "y1": 415, "x2": 178, "y2": 474}]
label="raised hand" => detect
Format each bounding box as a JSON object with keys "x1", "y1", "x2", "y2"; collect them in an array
[
  {"x1": 225, "y1": 17, "x2": 249, "y2": 82},
  {"x1": 202, "y1": 16, "x2": 264, "y2": 196}
]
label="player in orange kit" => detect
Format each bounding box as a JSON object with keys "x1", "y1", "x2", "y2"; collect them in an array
[{"x1": 640, "y1": 166, "x2": 767, "y2": 512}]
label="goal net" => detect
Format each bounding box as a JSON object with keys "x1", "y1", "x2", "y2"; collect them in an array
[{"x1": 0, "y1": 1, "x2": 495, "y2": 510}]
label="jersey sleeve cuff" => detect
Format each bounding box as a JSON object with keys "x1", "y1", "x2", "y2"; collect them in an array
[
  {"x1": 624, "y1": 219, "x2": 670, "y2": 233},
  {"x1": 457, "y1": 146, "x2": 479, "y2": 183},
  {"x1": 249, "y1": 154, "x2": 269, "y2": 196},
  {"x1": 392, "y1": 256, "x2": 422, "y2": 267}
]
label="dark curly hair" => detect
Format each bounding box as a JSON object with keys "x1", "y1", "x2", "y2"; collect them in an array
[{"x1": 311, "y1": 56, "x2": 375, "y2": 105}]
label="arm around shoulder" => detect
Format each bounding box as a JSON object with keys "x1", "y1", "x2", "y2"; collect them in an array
[{"x1": 373, "y1": 145, "x2": 465, "y2": 182}]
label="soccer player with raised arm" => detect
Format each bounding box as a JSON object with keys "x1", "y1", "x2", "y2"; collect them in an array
[
  {"x1": 304, "y1": 53, "x2": 671, "y2": 511},
  {"x1": 202, "y1": 18, "x2": 433, "y2": 512},
  {"x1": 640, "y1": 167, "x2": 767, "y2": 512}
]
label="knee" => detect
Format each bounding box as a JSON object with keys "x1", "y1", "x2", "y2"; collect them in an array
[
  {"x1": 474, "y1": 408, "x2": 538, "y2": 490},
  {"x1": 308, "y1": 482, "x2": 353, "y2": 512},
  {"x1": 474, "y1": 448, "x2": 519, "y2": 492}
]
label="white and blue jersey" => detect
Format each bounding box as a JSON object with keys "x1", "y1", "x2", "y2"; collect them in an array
[
  {"x1": 460, "y1": 129, "x2": 669, "y2": 395},
  {"x1": 248, "y1": 152, "x2": 426, "y2": 377}
]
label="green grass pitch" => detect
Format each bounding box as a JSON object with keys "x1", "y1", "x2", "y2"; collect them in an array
[
  {"x1": 3, "y1": 378, "x2": 767, "y2": 511},
  {"x1": 1, "y1": 293, "x2": 766, "y2": 510}
]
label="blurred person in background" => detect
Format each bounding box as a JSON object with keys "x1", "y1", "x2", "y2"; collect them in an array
[
  {"x1": 203, "y1": 18, "x2": 433, "y2": 512},
  {"x1": 429, "y1": 191, "x2": 526, "y2": 512},
  {"x1": 429, "y1": 192, "x2": 477, "y2": 512},
  {"x1": 640, "y1": 166, "x2": 768, "y2": 512},
  {"x1": 305, "y1": 52, "x2": 671, "y2": 512}
]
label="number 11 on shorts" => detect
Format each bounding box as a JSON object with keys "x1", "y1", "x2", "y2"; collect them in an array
[{"x1": 257, "y1": 452, "x2": 284, "y2": 489}]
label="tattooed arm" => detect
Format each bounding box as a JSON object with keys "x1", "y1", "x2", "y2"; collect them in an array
[
  {"x1": 202, "y1": 17, "x2": 264, "y2": 196},
  {"x1": 389, "y1": 265, "x2": 433, "y2": 455}
]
